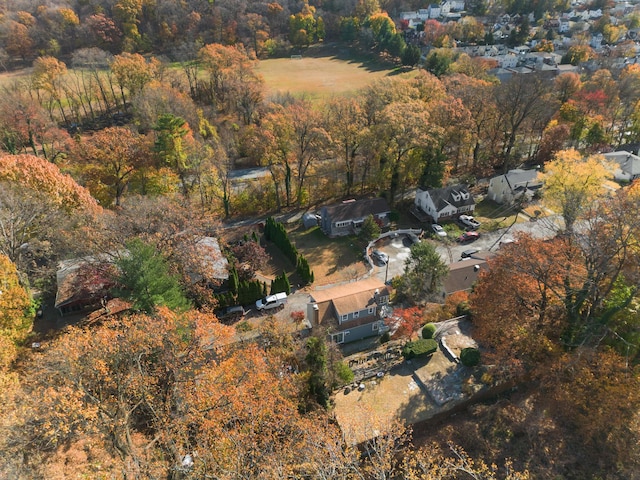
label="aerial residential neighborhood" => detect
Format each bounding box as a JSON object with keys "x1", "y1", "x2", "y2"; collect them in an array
[{"x1": 1, "y1": 0, "x2": 640, "y2": 477}]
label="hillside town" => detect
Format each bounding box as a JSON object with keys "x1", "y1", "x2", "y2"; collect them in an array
[{"x1": 1, "y1": 0, "x2": 640, "y2": 478}]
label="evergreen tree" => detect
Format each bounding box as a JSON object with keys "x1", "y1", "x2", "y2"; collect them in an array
[{"x1": 113, "y1": 238, "x2": 190, "y2": 313}]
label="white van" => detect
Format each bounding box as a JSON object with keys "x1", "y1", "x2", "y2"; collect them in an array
[{"x1": 255, "y1": 292, "x2": 288, "y2": 311}]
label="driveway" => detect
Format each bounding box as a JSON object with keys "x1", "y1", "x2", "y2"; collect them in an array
[{"x1": 370, "y1": 234, "x2": 412, "y2": 283}]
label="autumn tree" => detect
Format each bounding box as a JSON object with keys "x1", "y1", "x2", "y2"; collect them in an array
[
  {"x1": 31, "y1": 56, "x2": 68, "y2": 123},
  {"x1": 153, "y1": 113, "x2": 195, "y2": 195},
  {"x1": 370, "y1": 101, "x2": 436, "y2": 203},
  {"x1": 0, "y1": 154, "x2": 100, "y2": 277},
  {"x1": 0, "y1": 254, "x2": 33, "y2": 370},
  {"x1": 389, "y1": 306, "x2": 426, "y2": 339},
  {"x1": 445, "y1": 74, "x2": 500, "y2": 172},
  {"x1": 494, "y1": 74, "x2": 556, "y2": 170},
  {"x1": 73, "y1": 126, "x2": 147, "y2": 206},
  {"x1": 197, "y1": 43, "x2": 264, "y2": 121},
  {"x1": 473, "y1": 181, "x2": 640, "y2": 369},
  {"x1": 324, "y1": 97, "x2": 367, "y2": 195},
  {"x1": 538, "y1": 149, "x2": 614, "y2": 233},
  {"x1": 110, "y1": 53, "x2": 159, "y2": 110}
]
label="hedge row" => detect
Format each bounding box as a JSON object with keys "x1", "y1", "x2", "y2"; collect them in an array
[
  {"x1": 264, "y1": 217, "x2": 314, "y2": 285},
  {"x1": 215, "y1": 265, "x2": 267, "y2": 307},
  {"x1": 402, "y1": 338, "x2": 438, "y2": 359}
]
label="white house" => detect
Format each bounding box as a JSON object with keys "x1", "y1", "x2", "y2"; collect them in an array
[
  {"x1": 487, "y1": 169, "x2": 542, "y2": 205},
  {"x1": 494, "y1": 53, "x2": 519, "y2": 68},
  {"x1": 414, "y1": 184, "x2": 475, "y2": 222},
  {"x1": 428, "y1": 3, "x2": 441, "y2": 18},
  {"x1": 448, "y1": 0, "x2": 466, "y2": 11},
  {"x1": 604, "y1": 151, "x2": 640, "y2": 181}
]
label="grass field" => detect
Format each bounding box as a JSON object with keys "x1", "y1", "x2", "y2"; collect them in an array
[{"x1": 257, "y1": 49, "x2": 411, "y2": 101}]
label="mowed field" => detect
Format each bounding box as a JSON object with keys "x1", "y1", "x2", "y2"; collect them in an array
[{"x1": 257, "y1": 55, "x2": 402, "y2": 100}]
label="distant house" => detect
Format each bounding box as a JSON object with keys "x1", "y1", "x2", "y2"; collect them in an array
[
  {"x1": 428, "y1": 3, "x2": 441, "y2": 18},
  {"x1": 443, "y1": 256, "x2": 490, "y2": 297},
  {"x1": 320, "y1": 198, "x2": 391, "y2": 237},
  {"x1": 414, "y1": 184, "x2": 475, "y2": 223},
  {"x1": 307, "y1": 278, "x2": 390, "y2": 344},
  {"x1": 487, "y1": 169, "x2": 542, "y2": 205},
  {"x1": 55, "y1": 255, "x2": 115, "y2": 316},
  {"x1": 604, "y1": 151, "x2": 640, "y2": 181}
]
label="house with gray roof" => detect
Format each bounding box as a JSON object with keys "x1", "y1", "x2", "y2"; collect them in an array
[
  {"x1": 487, "y1": 168, "x2": 542, "y2": 205},
  {"x1": 604, "y1": 151, "x2": 640, "y2": 182},
  {"x1": 307, "y1": 278, "x2": 391, "y2": 344},
  {"x1": 414, "y1": 184, "x2": 475, "y2": 223},
  {"x1": 320, "y1": 198, "x2": 391, "y2": 237}
]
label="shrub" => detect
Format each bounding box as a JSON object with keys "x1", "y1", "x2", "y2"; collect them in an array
[
  {"x1": 333, "y1": 361, "x2": 355, "y2": 385},
  {"x1": 456, "y1": 300, "x2": 472, "y2": 317},
  {"x1": 460, "y1": 347, "x2": 480, "y2": 367},
  {"x1": 422, "y1": 323, "x2": 437, "y2": 339},
  {"x1": 402, "y1": 338, "x2": 438, "y2": 359},
  {"x1": 380, "y1": 332, "x2": 391, "y2": 344}
]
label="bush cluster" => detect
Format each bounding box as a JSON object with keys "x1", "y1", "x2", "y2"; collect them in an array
[{"x1": 402, "y1": 339, "x2": 438, "y2": 359}]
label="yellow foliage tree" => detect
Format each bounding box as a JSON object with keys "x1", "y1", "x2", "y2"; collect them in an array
[
  {"x1": 538, "y1": 149, "x2": 615, "y2": 232},
  {"x1": 0, "y1": 254, "x2": 33, "y2": 370}
]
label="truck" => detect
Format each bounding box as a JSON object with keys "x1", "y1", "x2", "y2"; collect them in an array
[
  {"x1": 255, "y1": 292, "x2": 288, "y2": 311},
  {"x1": 458, "y1": 214, "x2": 481, "y2": 230}
]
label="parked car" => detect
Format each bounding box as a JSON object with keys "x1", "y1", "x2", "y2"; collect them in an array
[
  {"x1": 457, "y1": 231, "x2": 480, "y2": 243},
  {"x1": 216, "y1": 305, "x2": 245, "y2": 322},
  {"x1": 371, "y1": 249, "x2": 389, "y2": 265},
  {"x1": 255, "y1": 292, "x2": 288, "y2": 311},
  {"x1": 460, "y1": 247, "x2": 481, "y2": 259},
  {"x1": 458, "y1": 215, "x2": 481, "y2": 230},
  {"x1": 403, "y1": 233, "x2": 421, "y2": 246},
  {"x1": 431, "y1": 223, "x2": 447, "y2": 238},
  {"x1": 499, "y1": 238, "x2": 515, "y2": 248}
]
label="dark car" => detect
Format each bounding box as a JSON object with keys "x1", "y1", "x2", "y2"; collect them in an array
[
  {"x1": 457, "y1": 231, "x2": 480, "y2": 243},
  {"x1": 216, "y1": 305, "x2": 245, "y2": 322},
  {"x1": 371, "y1": 249, "x2": 389, "y2": 265},
  {"x1": 460, "y1": 247, "x2": 481, "y2": 259}
]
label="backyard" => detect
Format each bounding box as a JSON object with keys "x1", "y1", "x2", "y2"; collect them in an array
[{"x1": 257, "y1": 225, "x2": 368, "y2": 287}]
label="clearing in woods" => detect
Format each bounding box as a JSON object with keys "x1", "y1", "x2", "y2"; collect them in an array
[{"x1": 257, "y1": 50, "x2": 409, "y2": 101}]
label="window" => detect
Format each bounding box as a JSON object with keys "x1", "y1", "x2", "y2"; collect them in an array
[
  {"x1": 353, "y1": 311, "x2": 359, "y2": 319},
  {"x1": 335, "y1": 221, "x2": 350, "y2": 228},
  {"x1": 372, "y1": 323, "x2": 379, "y2": 331},
  {"x1": 341, "y1": 314, "x2": 348, "y2": 322},
  {"x1": 368, "y1": 306, "x2": 376, "y2": 315},
  {"x1": 332, "y1": 332, "x2": 345, "y2": 344},
  {"x1": 377, "y1": 295, "x2": 388, "y2": 305}
]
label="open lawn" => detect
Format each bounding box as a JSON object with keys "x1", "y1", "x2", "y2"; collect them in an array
[
  {"x1": 257, "y1": 48, "x2": 412, "y2": 101},
  {"x1": 254, "y1": 225, "x2": 368, "y2": 287}
]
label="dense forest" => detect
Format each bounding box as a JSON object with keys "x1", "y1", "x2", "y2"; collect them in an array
[{"x1": 1, "y1": 0, "x2": 640, "y2": 478}]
